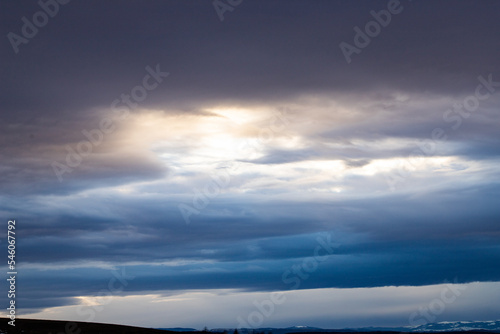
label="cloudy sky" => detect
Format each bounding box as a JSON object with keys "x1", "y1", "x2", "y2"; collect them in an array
[{"x1": 1, "y1": 0, "x2": 500, "y2": 330}]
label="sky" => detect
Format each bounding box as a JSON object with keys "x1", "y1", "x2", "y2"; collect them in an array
[{"x1": 1, "y1": 0, "x2": 500, "y2": 330}]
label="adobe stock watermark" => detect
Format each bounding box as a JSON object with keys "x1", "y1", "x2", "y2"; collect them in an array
[
  {"x1": 46, "y1": 267, "x2": 135, "y2": 334},
  {"x1": 51, "y1": 64, "x2": 169, "y2": 182},
  {"x1": 386, "y1": 73, "x2": 500, "y2": 191},
  {"x1": 236, "y1": 233, "x2": 339, "y2": 328},
  {"x1": 7, "y1": 0, "x2": 72, "y2": 54},
  {"x1": 75, "y1": 267, "x2": 135, "y2": 322},
  {"x1": 178, "y1": 109, "x2": 291, "y2": 224},
  {"x1": 408, "y1": 278, "x2": 467, "y2": 326},
  {"x1": 213, "y1": 0, "x2": 242, "y2": 21},
  {"x1": 339, "y1": 0, "x2": 406, "y2": 64}
]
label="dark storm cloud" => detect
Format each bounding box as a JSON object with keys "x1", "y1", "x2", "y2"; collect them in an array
[
  {"x1": 13, "y1": 238, "x2": 500, "y2": 311},
  {"x1": 4, "y1": 180, "x2": 500, "y2": 262},
  {"x1": 2, "y1": 0, "x2": 500, "y2": 194},
  {"x1": 2, "y1": 1, "x2": 500, "y2": 116},
  {"x1": 2, "y1": 178, "x2": 499, "y2": 311}
]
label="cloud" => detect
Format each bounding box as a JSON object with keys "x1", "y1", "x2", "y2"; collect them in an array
[{"x1": 3, "y1": 178, "x2": 498, "y2": 313}]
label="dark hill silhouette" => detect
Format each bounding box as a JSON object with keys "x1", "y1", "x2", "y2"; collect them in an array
[{"x1": 0, "y1": 318, "x2": 187, "y2": 334}]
